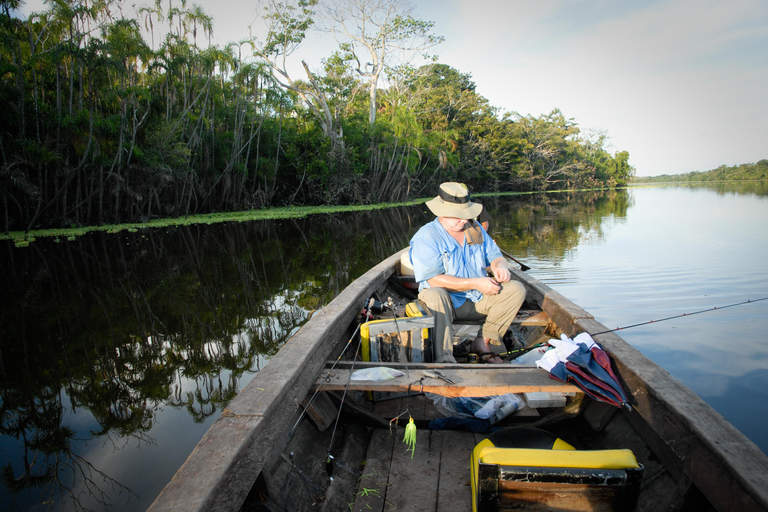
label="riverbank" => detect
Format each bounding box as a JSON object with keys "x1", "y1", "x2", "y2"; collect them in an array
[
  {"x1": 1, "y1": 201, "x2": 422, "y2": 247},
  {"x1": 1, "y1": 186, "x2": 611, "y2": 247}
]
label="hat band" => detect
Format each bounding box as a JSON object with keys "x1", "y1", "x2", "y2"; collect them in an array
[{"x1": 438, "y1": 188, "x2": 471, "y2": 204}]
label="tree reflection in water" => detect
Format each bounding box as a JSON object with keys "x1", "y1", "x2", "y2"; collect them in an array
[
  {"x1": 0, "y1": 192, "x2": 634, "y2": 510},
  {"x1": 0, "y1": 207, "x2": 422, "y2": 510}
]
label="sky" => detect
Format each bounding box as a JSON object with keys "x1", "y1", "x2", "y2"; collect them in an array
[{"x1": 15, "y1": 0, "x2": 768, "y2": 176}]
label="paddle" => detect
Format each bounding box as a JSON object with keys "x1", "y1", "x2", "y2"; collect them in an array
[{"x1": 500, "y1": 248, "x2": 530, "y2": 271}]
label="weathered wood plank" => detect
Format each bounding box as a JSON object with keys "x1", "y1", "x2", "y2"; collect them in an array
[
  {"x1": 315, "y1": 366, "x2": 580, "y2": 397},
  {"x1": 417, "y1": 392, "x2": 445, "y2": 422},
  {"x1": 353, "y1": 429, "x2": 396, "y2": 512},
  {"x1": 301, "y1": 391, "x2": 337, "y2": 432},
  {"x1": 372, "y1": 395, "x2": 407, "y2": 423},
  {"x1": 148, "y1": 251, "x2": 405, "y2": 512},
  {"x1": 514, "y1": 310, "x2": 551, "y2": 327},
  {"x1": 385, "y1": 428, "x2": 441, "y2": 511},
  {"x1": 317, "y1": 422, "x2": 369, "y2": 512},
  {"x1": 436, "y1": 430, "x2": 475, "y2": 512},
  {"x1": 455, "y1": 309, "x2": 551, "y2": 327},
  {"x1": 400, "y1": 392, "x2": 429, "y2": 421},
  {"x1": 326, "y1": 390, "x2": 391, "y2": 429}
]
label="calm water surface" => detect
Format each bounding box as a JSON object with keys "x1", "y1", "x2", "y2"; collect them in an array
[
  {"x1": 1, "y1": 183, "x2": 766, "y2": 510},
  {"x1": 519, "y1": 184, "x2": 768, "y2": 454}
]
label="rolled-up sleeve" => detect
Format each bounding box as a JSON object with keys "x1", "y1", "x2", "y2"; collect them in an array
[{"x1": 484, "y1": 236, "x2": 503, "y2": 264}]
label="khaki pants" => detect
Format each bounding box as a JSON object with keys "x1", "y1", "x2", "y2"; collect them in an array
[{"x1": 418, "y1": 281, "x2": 526, "y2": 363}]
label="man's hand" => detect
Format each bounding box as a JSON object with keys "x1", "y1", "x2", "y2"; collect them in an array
[
  {"x1": 476, "y1": 276, "x2": 503, "y2": 295},
  {"x1": 490, "y1": 257, "x2": 511, "y2": 283},
  {"x1": 492, "y1": 265, "x2": 511, "y2": 283},
  {"x1": 426, "y1": 255, "x2": 511, "y2": 295}
]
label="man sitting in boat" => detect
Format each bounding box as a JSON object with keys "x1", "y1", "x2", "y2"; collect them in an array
[{"x1": 409, "y1": 182, "x2": 526, "y2": 364}]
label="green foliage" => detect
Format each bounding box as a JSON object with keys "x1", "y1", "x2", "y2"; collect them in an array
[
  {"x1": 632, "y1": 160, "x2": 767, "y2": 183},
  {"x1": 0, "y1": 0, "x2": 634, "y2": 233}
]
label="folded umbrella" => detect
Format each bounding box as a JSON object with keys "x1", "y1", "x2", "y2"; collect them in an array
[
  {"x1": 589, "y1": 346, "x2": 629, "y2": 403},
  {"x1": 536, "y1": 333, "x2": 630, "y2": 409},
  {"x1": 549, "y1": 360, "x2": 623, "y2": 407},
  {"x1": 567, "y1": 344, "x2": 629, "y2": 405}
]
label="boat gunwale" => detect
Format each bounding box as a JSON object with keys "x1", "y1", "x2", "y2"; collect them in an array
[
  {"x1": 147, "y1": 250, "x2": 404, "y2": 512},
  {"x1": 512, "y1": 268, "x2": 768, "y2": 512}
]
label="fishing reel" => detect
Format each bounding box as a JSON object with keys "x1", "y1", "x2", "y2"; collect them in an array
[
  {"x1": 361, "y1": 296, "x2": 404, "y2": 320},
  {"x1": 364, "y1": 297, "x2": 388, "y2": 315}
]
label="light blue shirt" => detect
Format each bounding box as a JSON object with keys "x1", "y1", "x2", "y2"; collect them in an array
[{"x1": 409, "y1": 218, "x2": 503, "y2": 309}]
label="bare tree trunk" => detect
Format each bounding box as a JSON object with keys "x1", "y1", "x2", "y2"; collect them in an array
[
  {"x1": 14, "y1": 32, "x2": 25, "y2": 138},
  {"x1": 111, "y1": 100, "x2": 127, "y2": 224},
  {"x1": 29, "y1": 28, "x2": 41, "y2": 144},
  {"x1": 270, "y1": 104, "x2": 284, "y2": 204},
  {"x1": 78, "y1": 60, "x2": 84, "y2": 112}
]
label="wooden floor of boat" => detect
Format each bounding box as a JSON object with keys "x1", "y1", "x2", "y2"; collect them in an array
[{"x1": 352, "y1": 395, "x2": 487, "y2": 512}]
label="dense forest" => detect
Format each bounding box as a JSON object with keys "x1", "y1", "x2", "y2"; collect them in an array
[
  {"x1": 0, "y1": 0, "x2": 635, "y2": 233},
  {"x1": 632, "y1": 160, "x2": 768, "y2": 183}
]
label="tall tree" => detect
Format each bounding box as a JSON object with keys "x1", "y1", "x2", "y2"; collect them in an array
[
  {"x1": 514, "y1": 109, "x2": 582, "y2": 187},
  {"x1": 252, "y1": 0, "x2": 342, "y2": 147},
  {"x1": 321, "y1": 0, "x2": 442, "y2": 127}
]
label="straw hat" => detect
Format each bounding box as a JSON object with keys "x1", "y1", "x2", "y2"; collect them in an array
[{"x1": 425, "y1": 182, "x2": 483, "y2": 219}]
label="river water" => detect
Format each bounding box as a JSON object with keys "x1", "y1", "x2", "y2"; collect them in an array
[{"x1": 1, "y1": 183, "x2": 766, "y2": 511}]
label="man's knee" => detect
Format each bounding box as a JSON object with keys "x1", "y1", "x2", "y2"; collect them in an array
[
  {"x1": 498, "y1": 280, "x2": 526, "y2": 307},
  {"x1": 503, "y1": 280, "x2": 526, "y2": 298},
  {"x1": 419, "y1": 287, "x2": 452, "y2": 310}
]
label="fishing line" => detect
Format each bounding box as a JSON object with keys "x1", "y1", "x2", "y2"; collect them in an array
[
  {"x1": 288, "y1": 321, "x2": 362, "y2": 438},
  {"x1": 325, "y1": 329, "x2": 364, "y2": 480},
  {"x1": 590, "y1": 296, "x2": 768, "y2": 336},
  {"x1": 323, "y1": 296, "x2": 395, "y2": 479}
]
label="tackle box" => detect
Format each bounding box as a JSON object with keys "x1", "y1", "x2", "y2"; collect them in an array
[{"x1": 361, "y1": 300, "x2": 434, "y2": 363}]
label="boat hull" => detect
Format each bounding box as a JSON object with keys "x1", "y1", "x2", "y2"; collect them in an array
[{"x1": 148, "y1": 248, "x2": 768, "y2": 512}]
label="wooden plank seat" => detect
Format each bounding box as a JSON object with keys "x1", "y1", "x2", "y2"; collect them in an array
[
  {"x1": 458, "y1": 309, "x2": 551, "y2": 328},
  {"x1": 389, "y1": 268, "x2": 551, "y2": 329},
  {"x1": 313, "y1": 361, "x2": 580, "y2": 397},
  {"x1": 360, "y1": 307, "x2": 551, "y2": 364}
]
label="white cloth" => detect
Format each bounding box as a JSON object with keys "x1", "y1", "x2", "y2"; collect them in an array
[{"x1": 535, "y1": 333, "x2": 598, "y2": 372}]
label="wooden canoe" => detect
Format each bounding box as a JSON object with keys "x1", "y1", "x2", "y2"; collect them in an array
[{"x1": 148, "y1": 248, "x2": 768, "y2": 512}]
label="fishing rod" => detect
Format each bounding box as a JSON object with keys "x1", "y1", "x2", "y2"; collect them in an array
[
  {"x1": 497, "y1": 342, "x2": 550, "y2": 358},
  {"x1": 320, "y1": 296, "x2": 403, "y2": 479},
  {"x1": 589, "y1": 296, "x2": 768, "y2": 336}
]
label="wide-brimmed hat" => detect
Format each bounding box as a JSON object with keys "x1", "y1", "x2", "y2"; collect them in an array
[{"x1": 425, "y1": 182, "x2": 483, "y2": 219}]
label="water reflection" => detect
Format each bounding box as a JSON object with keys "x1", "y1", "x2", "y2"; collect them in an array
[
  {"x1": 0, "y1": 210, "x2": 420, "y2": 510},
  {"x1": 0, "y1": 191, "x2": 636, "y2": 510},
  {"x1": 480, "y1": 188, "x2": 633, "y2": 272},
  {"x1": 2, "y1": 183, "x2": 764, "y2": 510},
  {"x1": 676, "y1": 180, "x2": 768, "y2": 197},
  {"x1": 523, "y1": 183, "x2": 768, "y2": 455}
]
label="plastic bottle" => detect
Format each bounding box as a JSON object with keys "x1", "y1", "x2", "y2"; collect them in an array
[{"x1": 490, "y1": 394, "x2": 524, "y2": 423}]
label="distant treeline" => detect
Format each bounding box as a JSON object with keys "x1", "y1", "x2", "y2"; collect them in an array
[
  {"x1": 632, "y1": 160, "x2": 768, "y2": 183},
  {"x1": 1, "y1": 0, "x2": 634, "y2": 232}
]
